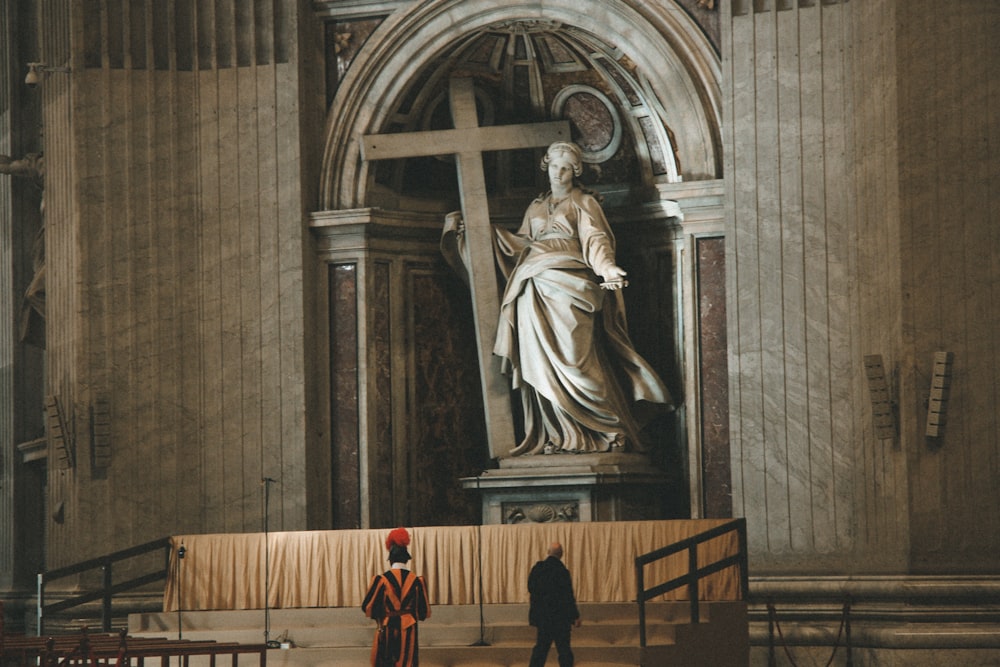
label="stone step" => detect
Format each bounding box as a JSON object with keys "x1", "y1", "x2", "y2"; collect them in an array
[
  {"x1": 131, "y1": 602, "x2": 695, "y2": 648},
  {"x1": 131, "y1": 601, "x2": 702, "y2": 632},
  {"x1": 129, "y1": 601, "x2": 748, "y2": 666}
]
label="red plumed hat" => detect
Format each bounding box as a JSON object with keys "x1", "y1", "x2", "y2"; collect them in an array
[{"x1": 386, "y1": 527, "x2": 410, "y2": 551}]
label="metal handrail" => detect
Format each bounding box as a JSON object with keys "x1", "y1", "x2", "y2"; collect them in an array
[
  {"x1": 36, "y1": 537, "x2": 172, "y2": 636},
  {"x1": 634, "y1": 518, "x2": 749, "y2": 647}
]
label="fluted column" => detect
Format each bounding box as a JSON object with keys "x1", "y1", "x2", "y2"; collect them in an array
[{"x1": 0, "y1": 0, "x2": 15, "y2": 592}]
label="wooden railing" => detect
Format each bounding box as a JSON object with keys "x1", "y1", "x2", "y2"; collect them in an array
[
  {"x1": 634, "y1": 517, "x2": 749, "y2": 647},
  {"x1": 36, "y1": 538, "x2": 173, "y2": 636}
]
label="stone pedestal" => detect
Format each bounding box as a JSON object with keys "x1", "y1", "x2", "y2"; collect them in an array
[{"x1": 462, "y1": 453, "x2": 672, "y2": 524}]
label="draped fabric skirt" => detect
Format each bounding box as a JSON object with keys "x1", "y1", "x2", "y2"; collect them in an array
[{"x1": 498, "y1": 251, "x2": 645, "y2": 455}]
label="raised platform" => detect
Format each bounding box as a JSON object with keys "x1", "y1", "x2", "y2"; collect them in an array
[
  {"x1": 130, "y1": 601, "x2": 749, "y2": 666},
  {"x1": 163, "y1": 521, "x2": 741, "y2": 612}
]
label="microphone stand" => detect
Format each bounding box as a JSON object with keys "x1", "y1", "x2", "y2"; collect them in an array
[
  {"x1": 472, "y1": 475, "x2": 490, "y2": 646},
  {"x1": 175, "y1": 543, "x2": 186, "y2": 640},
  {"x1": 262, "y1": 477, "x2": 280, "y2": 649}
]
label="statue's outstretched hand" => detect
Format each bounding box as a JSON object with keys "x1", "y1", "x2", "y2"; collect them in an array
[{"x1": 600, "y1": 266, "x2": 628, "y2": 290}]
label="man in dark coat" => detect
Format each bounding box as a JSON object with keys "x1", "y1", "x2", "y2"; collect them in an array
[{"x1": 528, "y1": 542, "x2": 581, "y2": 667}]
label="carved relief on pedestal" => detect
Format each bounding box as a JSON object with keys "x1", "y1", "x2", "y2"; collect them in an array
[{"x1": 504, "y1": 502, "x2": 579, "y2": 524}]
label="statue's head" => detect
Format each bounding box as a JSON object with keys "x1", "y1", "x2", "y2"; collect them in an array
[{"x1": 541, "y1": 141, "x2": 584, "y2": 177}]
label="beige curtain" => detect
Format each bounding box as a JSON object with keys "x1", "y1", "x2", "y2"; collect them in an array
[{"x1": 163, "y1": 520, "x2": 740, "y2": 611}]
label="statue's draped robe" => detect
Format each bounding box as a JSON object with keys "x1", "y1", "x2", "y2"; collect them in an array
[
  {"x1": 361, "y1": 568, "x2": 431, "y2": 667},
  {"x1": 443, "y1": 188, "x2": 671, "y2": 456}
]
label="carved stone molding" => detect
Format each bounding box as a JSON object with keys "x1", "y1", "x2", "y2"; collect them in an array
[{"x1": 487, "y1": 19, "x2": 564, "y2": 33}]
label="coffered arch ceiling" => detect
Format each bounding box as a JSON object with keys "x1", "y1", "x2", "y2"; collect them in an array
[
  {"x1": 367, "y1": 22, "x2": 692, "y2": 214},
  {"x1": 319, "y1": 0, "x2": 720, "y2": 212}
]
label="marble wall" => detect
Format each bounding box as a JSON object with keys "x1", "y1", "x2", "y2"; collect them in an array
[
  {"x1": 725, "y1": 0, "x2": 896, "y2": 573},
  {"x1": 35, "y1": 0, "x2": 322, "y2": 567},
  {"x1": 893, "y1": 0, "x2": 999, "y2": 571},
  {"x1": 36, "y1": 0, "x2": 79, "y2": 572},
  {"x1": 723, "y1": 0, "x2": 1000, "y2": 574}
]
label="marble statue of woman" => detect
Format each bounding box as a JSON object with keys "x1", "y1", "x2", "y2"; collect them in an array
[{"x1": 442, "y1": 141, "x2": 672, "y2": 456}]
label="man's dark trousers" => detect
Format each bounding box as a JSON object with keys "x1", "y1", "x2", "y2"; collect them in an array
[{"x1": 529, "y1": 620, "x2": 573, "y2": 667}]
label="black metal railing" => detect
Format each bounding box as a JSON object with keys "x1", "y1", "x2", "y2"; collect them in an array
[
  {"x1": 36, "y1": 537, "x2": 172, "y2": 636},
  {"x1": 634, "y1": 518, "x2": 749, "y2": 647}
]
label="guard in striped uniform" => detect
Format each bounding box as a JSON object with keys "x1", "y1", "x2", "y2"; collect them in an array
[{"x1": 361, "y1": 527, "x2": 431, "y2": 667}]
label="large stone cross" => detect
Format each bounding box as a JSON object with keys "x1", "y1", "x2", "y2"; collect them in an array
[{"x1": 361, "y1": 77, "x2": 570, "y2": 459}]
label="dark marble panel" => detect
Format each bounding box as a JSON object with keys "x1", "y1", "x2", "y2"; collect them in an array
[
  {"x1": 598, "y1": 484, "x2": 674, "y2": 522},
  {"x1": 638, "y1": 115, "x2": 669, "y2": 176},
  {"x1": 696, "y1": 237, "x2": 732, "y2": 518},
  {"x1": 616, "y1": 226, "x2": 680, "y2": 406},
  {"x1": 514, "y1": 34, "x2": 528, "y2": 61},
  {"x1": 612, "y1": 225, "x2": 688, "y2": 517},
  {"x1": 539, "y1": 34, "x2": 578, "y2": 66},
  {"x1": 513, "y1": 65, "x2": 531, "y2": 106},
  {"x1": 407, "y1": 266, "x2": 488, "y2": 527},
  {"x1": 564, "y1": 92, "x2": 615, "y2": 153},
  {"x1": 371, "y1": 262, "x2": 395, "y2": 526},
  {"x1": 466, "y1": 33, "x2": 504, "y2": 67},
  {"x1": 329, "y1": 264, "x2": 360, "y2": 528}
]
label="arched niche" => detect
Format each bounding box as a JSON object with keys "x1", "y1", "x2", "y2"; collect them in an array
[
  {"x1": 312, "y1": 0, "x2": 726, "y2": 526},
  {"x1": 319, "y1": 0, "x2": 721, "y2": 211}
]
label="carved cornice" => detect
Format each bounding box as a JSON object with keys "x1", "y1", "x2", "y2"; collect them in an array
[{"x1": 311, "y1": 0, "x2": 408, "y2": 20}]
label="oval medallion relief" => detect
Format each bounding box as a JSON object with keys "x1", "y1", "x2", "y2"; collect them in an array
[{"x1": 551, "y1": 85, "x2": 622, "y2": 163}]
